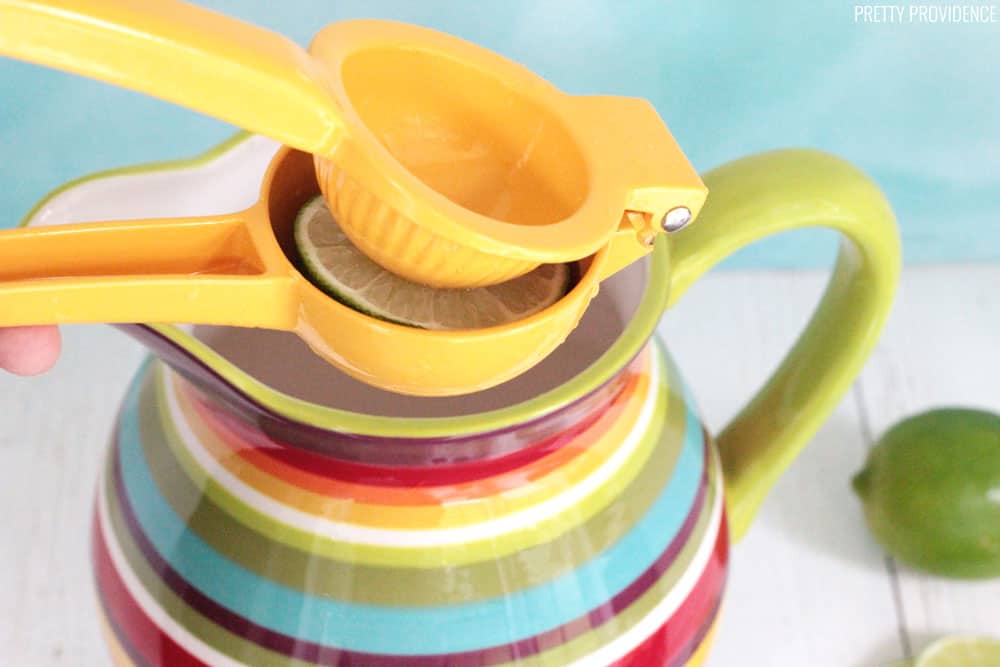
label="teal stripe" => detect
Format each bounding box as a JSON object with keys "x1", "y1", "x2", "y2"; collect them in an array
[{"x1": 115, "y1": 359, "x2": 705, "y2": 654}]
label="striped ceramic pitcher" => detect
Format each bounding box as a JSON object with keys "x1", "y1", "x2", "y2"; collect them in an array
[{"x1": 87, "y1": 144, "x2": 898, "y2": 667}]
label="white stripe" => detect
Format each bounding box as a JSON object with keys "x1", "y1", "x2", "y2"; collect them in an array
[
  {"x1": 97, "y1": 473, "x2": 247, "y2": 667},
  {"x1": 97, "y1": 441, "x2": 721, "y2": 667},
  {"x1": 162, "y1": 352, "x2": 664, "y2": 548},
  {"x1": 569, "y1": 446, "x2": 725, "y2": 667}
]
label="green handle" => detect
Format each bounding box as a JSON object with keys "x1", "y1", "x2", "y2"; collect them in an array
[{"x1": 667, "y1": 148, "x2": 901, "y2": 541}]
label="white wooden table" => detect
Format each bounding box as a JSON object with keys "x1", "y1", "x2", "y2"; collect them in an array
[{"x1": 2, "y1": 266, "x2": 998, "y2": 666}]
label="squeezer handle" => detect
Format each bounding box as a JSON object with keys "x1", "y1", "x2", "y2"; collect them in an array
[
  {"x1": 0, "y1": 0, "x2": 343, "y2": 155},
  {"x1": 0, "y1": 215, "x2": 298, "y2": 329}
]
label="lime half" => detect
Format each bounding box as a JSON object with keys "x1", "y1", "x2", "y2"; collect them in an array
[
  {"x1": 916, "y1": 636, "x2": 1000, "y2": 667},
  {"x1": 294, "y1": 197, "x2": 571, "y2": 330}
]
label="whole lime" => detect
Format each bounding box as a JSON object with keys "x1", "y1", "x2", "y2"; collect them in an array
[{"x1": 852, "y1": 408, "x2": 1000, "y2": 579}]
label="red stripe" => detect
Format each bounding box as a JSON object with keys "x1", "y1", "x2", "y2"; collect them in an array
[
  {"x1": 188, "y1": 376, "x2": 627, "y2": 489},
  {"x1": 92, "y1": 511, "x2": 208, "y2": 667},
  {"x1": 122, "y1": 324, "x2": 645, "y2": 467},
  {"x1": 106, "y1": 432, "x2": 723, "y2": 666},
  {"x1": 613, "y1": 514, "x2": 729, "y2": 667},
  {"x1": 92, "y1": 511, "x2": 151, "y2": 667},
  {"x1": 97, "y1": 496, "x2": 726, "y2": 667}
]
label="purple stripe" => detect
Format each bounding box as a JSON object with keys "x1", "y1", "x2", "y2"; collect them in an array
[
  {"x1": 110, "y1": 431, "x2": 713, "y2": 666},
  {"x1": 118, "y1": 324, "x2": 636, "y2": 466}
]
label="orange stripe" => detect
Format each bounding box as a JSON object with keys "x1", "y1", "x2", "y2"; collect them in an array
[
  {"x1": 98, "y1": 605, "x2": 138, "y2": 667},
  {"x1": 163, "y1": 362, "x2": 655, "y2": 529},
  {"x1": 190, "y1": 371, "x2": 638, "y2": 505}
]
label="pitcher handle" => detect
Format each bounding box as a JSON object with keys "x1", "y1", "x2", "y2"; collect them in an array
[{"x1": 667, "y1": 148, "x2": 901, "y2": 540}]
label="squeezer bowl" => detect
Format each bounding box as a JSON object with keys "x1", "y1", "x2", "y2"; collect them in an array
[
  {"x1": 0, "y1": 4, "x2": 706, "y2": 290},
  {"x1": 316, "y1": 161, "x2": 543, "y2": 289},
  {"x1": 308, "y1": 21, "x2": 707, "y2": 288}
]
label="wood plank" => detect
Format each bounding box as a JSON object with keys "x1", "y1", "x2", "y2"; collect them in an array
[
  {"x1": 855, "y1": 265, "x2": 1000, "y2": 651},
  {"x1": 660, "y1": 269, "x2": 904, "y2": 666}
]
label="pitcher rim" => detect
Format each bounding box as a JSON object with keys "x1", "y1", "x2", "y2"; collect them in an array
[{"x1": 21, "y1": 131, "x2": 672, "y2": 438}]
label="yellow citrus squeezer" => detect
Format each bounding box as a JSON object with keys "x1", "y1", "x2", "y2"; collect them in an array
[{"x1": 0, "y1": 0, "x2": 708, "y2": 395}]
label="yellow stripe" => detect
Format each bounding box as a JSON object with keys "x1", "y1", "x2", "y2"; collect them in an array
[
  {"x1": 153, "y1": 350, "x2": 674, "y2": 566},
  {"x1": 682, "y1": 612, "x2": 720, "y2": 667},
  {"x1": 167, "y1": 364, "x2": 652, "y2": 529},
  {"x1": 97, "y1": 605, "x2": 138, "y2": 667}
]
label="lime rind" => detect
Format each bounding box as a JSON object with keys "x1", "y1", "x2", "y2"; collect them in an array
[
  {"x1": 294, "y1": 196, "x2": 570, "y2": 330},
  {"x1": 853, "y1": 408, "x2": 1000, "y2": 579},
  {"x1": 294, "y1": 198, "x2": 384, "y2": 318},
  {"x1": 916, "y1": 635, "x2": 1000, "y2": 667}
]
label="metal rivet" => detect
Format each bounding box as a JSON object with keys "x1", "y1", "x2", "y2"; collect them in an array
[{"x1": 661, "y1": 207, "x2": 692, "y2": 233}]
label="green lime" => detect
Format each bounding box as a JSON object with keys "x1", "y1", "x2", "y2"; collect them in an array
[
  {"x1": 916, "y1": 636, "x2": 1000, "y2": 667},
  {"x1": 852, "y1": 408, "x2": 1000, "y2": 579},
  {"x1": 294, "y1": 196, "x2": 571, "y2": 330}
]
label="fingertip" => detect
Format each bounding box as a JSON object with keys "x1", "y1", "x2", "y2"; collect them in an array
[{"x1": 0, "y1": 326, "x2": 62, "y2": 376}]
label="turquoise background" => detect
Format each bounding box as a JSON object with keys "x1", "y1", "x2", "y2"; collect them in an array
[{"x1": 2, "y1": 1, "x2": 998, "y2": 267}]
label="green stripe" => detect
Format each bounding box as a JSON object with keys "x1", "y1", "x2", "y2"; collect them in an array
[
  {"x1": 101, "y1": 458, "x2": 314, "y2": 667},
  {"x1": 102, "y1": 433, "x2": 722, "y2": 667},
  {"x1": 496, "y1": 451, "x2": 721, "y2": 667},
  {"x1": 138, "y1": 366, "x2": 686, "y2": 605},
  {"x1": 154, "y1": 358, "x2": 674, "y2": 567}
]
